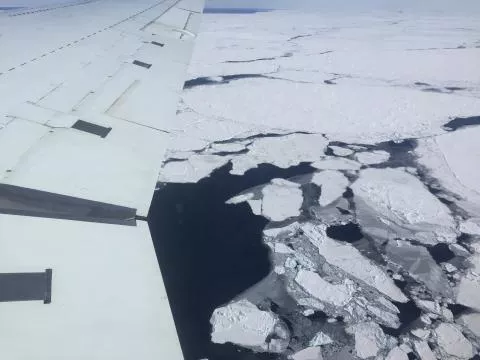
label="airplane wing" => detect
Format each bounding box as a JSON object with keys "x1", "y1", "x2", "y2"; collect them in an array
[{"x1": 0, "y1": 0, "x2": 204, "y2": 359}]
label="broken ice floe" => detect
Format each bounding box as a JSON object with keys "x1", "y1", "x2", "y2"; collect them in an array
[
  {"x1": 210, "y1": 299, "x2": 290, "y2": 353},
  {"x1": 311, "y1": 170, "x2": 349, "y2": 207},
  {"x1": 346, "y1": 322, "x2": 395, "y2": 359},
  {"x1": 385, "y1": 240, "x2": 452, "y2": 297},
  {"x1": 434, "y1": 323, "x2": 474, "y2": 359},
  {"x1": 413, "y1": 341, "x2": 436, "y2": 360},
  {"x1": 328, "y1": 145, "x2": 354, "y2": 157},
  {"x1": 352, "y1": 168, "x2": 458, "y2": 245},
  {"x1": 300, "y1": 222, "x2": 408, "y2": 303},
  {"x1": 385, "y1": 346, "x2": 409, "y2": 360},
  {"x1": 456, "y1": 276, "x2": 480, "y2": 311},
  {"x1": 227, "y1": 178, "x2": 303, "y2": 221},
  {"x1": 355, "y1": 150, "x2": 390, "y2": 165},
  {"x1": 309, "y1": 332, "x2": 333, "y2": 346},
  {"x1": 229, "y1": 133, "x2": 328, "y2": 175},
  {"x1": 290, "y1": 347, "x2": 323, "y2": 360}
]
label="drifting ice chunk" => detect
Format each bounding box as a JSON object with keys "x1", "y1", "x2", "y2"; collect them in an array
[
  {"x1": 329, "y1": 146, "x2": 354, "y2": 157},
  {"x1": 366, "y1": 304, "x2": 400, "y2": 329},
  {"x1": 413, "y1": 341, "x2": 436, "y2": 360},
  {"x1": 309, "y1": 332, "x2": 333, "y2": 346},
  {"x1": 411, "y1": 328, "x2": 430, "y2": 340},
  {"x1": 457, "y1": 276, "x2": 480, "y2": 310},
  {"x1": 346, "y1": 322, "x2": 389, "y2": 359},
  {"x1": 459, "y1": 313, "x2": 480, "y2": 337},
  {"x1": 301, "y1": 223, "x2": 408, "y2": 302},
  {"x1": 228, "y1": 179, "x2": 303, "y2": 221},
  {"x1": 295, "y1": 269, "x2": 355, "y2": 307},
  {"x1": 450, "y1": 244, "x2": 471, "y2": 257},
  {"x1": 227, "y1": 192, "x2": 263, "y2": 216},
  {"x1": 311, "y1": 170, "x2": 349, "y2": 206},
  {"x1": 435, "y1": 323, "x2": 474, "y2": 359},
  {"x1": 247, "y1": 199, "x2": 262, "y2": 215},
  {"x1": 352, "y1": 168, "x2": 457, "y2": 244},
  {"x1": 460, "y1": 218, "x2": 480, "y2": 235},
  {"x1": 290, "y1": 347, "x2": 323, "y2": 360},
  {"x1": 274, "y1": 243, "x2": 294, "y2": 254},
  {"x1": 414, "y1": 300, "x2": 441, "y2": 315},
  {"x1": 444, "y1": 263, "x2": 457, "y2": 273},
  {"x1": 261, "y1": 179, "x2": 303, "y2": 221},
  {"x1": 355, "y1": 150, "x2": 390, "y2": 165},
  {"x1": 210, "y1": 300, "x2": 290, "y2": 353},
  {"x1": 386, "y1": 347, "x2": 409, "y2": 360}
]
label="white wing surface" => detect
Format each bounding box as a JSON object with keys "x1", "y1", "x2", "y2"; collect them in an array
[{"x1": 0, "y1": 0, "x2": 204, "y2": 358}]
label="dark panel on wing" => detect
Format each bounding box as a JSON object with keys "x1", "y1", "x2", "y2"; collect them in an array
[
  {"x1": 0, "y1": 184, "x2": 136, "y2": 225},
  {"x1": 151, "y1": 41, "x2": 165, "y2": 47},
  {"x1": 72, "y1": 120, "x2": 112, "y2": 138},
  {"x1": 133, "y1": 60, "x2": 152, "y2": 69},
  {"x1": 0, "y1": 269, "x2": 52, "y2": 304}
]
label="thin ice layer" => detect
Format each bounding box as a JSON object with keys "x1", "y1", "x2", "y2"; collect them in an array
[{"x1": 385, "y1": 240, "x2": 451, "y2": 297}]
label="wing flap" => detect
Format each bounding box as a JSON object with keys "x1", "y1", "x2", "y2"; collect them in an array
[{"x1": 0, "y1": 215, "x2": 183, "y2": 360}]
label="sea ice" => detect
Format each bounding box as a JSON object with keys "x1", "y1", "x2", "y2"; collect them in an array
[
  {"x1": 456, "y1": 276, "x2": 480, "y2": 310},
  {"x1": 229, "y1": 133, "x2": 328, "y2": 175},
  {"x1": 311, "y1": 170, "x2": 349, "y2": 206},
  {"x1": 290, "y1": 347, "x2": 323, "y2": 360},
  {"x1": 311, "y1": 157, "x2": 361, "y2": 171},
  {"x1": 158, "y1": 154, "x2": 231, "y2": 183},
  {"x1": 301, "y1": 222, "x2": 408, "y2": 302},
  {"x1": 459, "y1": 313, "x2": 480, "y2": 338},
  {"x1": 309, "y1": 332, "x2": 333, "y2": 346},
  {"x1": 210, "y1": 299, "x2": 290, "y2": 353},
  {"x1": 434, "y1": 323, "x2": 474, "y2": 359},
  {"x1": 352, "y1": 168, "x2": 457, "y2": 244},
  {"x1": 227, "y1": 179, "x2": 303, "y2": 221},
  {"x1": 355, "y1": 150, "x2": 390, "y2": 165},
  {"x1": 329, "y1": 146, "x2": 354, "y2": 157},
  {"x1": 385, "y1": 347, "x2": 409, "y2": 360},
  {"x1": 413, "y1": 341, "x2": 436, "y2": 360},
  {"x1": 385, "y1": 240, "x2": 451, "y2": 296},
  {"x1": 295, "y1": 269, "x2": 355, "y2": 307},
  {"x1": 346, "y1": 322, "x2": 390, "y2": 359}
]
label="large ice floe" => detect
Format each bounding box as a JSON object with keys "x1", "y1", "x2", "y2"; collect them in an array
[{"x1": 155, "y1": 5, "x2": 480, "y2": 360}]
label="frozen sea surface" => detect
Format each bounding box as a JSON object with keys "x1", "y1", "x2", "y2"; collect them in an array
[{"x1": 149, "y1": 8, "x2": 480, "y2": 360}]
